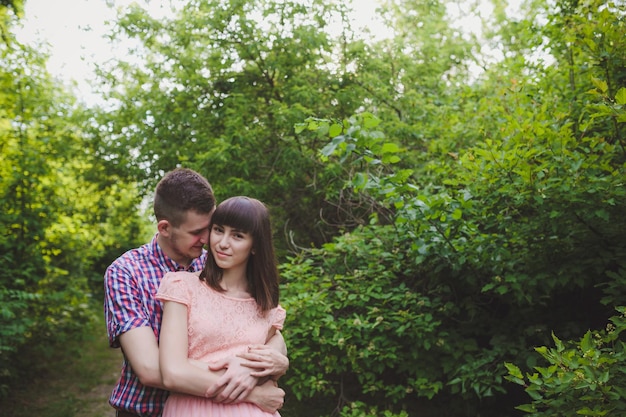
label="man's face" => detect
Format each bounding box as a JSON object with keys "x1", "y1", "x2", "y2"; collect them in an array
[{"x1": 167, "y1": 210, "x2": 213, "y2": 266}]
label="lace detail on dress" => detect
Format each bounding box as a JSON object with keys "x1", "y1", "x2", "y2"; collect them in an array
[{"x1": 157, "y1": 271, "x2": 286, "y2": 362}]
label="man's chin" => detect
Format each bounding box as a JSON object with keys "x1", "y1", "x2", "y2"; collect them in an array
[{"x1": 191, "y1": 247, "x2": 204, "y2": 257}]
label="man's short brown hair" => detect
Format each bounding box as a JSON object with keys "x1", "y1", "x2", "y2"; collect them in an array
[{"x1": 153, "y1": 168, "x2": 215, "y2": 227}]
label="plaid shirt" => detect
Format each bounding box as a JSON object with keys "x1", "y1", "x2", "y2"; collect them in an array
[{"x1": 104, "y1": 234, "x2": 207, "y2": 417}]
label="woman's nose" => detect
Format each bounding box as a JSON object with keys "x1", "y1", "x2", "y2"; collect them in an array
[{"x1": 218, "y1": 234, "x2": 230, "y2": 247}]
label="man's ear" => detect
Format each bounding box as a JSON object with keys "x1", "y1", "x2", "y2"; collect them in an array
[{"x1": 157, "y1": 219, "x2": 171, "y2": 237}]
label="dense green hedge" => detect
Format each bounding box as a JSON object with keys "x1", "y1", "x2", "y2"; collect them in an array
[{"x1": 281, "y1": 79, "x2": 625, "y2": 415}]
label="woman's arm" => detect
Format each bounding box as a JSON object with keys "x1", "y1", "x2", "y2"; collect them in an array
[
  {"x1": 159, "y1": 300, "x2": 224, "y2": 396},
  {"x1": 161, "y1": 300, "x2": 287, "y2": 409}
]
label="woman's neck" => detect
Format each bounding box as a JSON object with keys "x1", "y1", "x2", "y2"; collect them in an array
[{"x1": 220, "y1": 268, "x2": 250, "y2": 298}]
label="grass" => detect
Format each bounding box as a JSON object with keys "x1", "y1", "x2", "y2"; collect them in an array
[{"x1": 1, "y1": 310, "x2": 121, "y2": 417}]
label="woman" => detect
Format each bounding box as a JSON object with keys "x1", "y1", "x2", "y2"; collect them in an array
[{"x1": 157, "y1": 196, "x2": 286, "y2": 416}]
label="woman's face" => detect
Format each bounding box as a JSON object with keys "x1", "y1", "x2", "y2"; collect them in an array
[{"x1": 209, "y1": 223, "x2": 254, "y2": 271}]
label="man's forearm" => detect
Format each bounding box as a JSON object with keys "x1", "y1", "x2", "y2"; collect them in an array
[
  {"x1": 267, "y1": 330, "x2": 287, "y2": 355},
  {"x1": 245, "y1": 379, "x2": 285, "y2": 413}
]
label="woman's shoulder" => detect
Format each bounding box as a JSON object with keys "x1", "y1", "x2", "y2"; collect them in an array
[
  {"x1": 164, "y1": 270, "x2": 200, "y2": 279},
  {"x1": 162, "y1": 271, "x2": 202, "y2": 287}
]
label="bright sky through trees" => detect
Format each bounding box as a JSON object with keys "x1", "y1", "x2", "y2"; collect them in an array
[
  {"x1": 15, "y1": 0, "x2": 388, "y2": 104},
  {"x1": 15, "y1": 0, "x2": 515, "y2": 104}
]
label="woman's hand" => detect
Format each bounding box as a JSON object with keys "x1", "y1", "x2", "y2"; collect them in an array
[{"x1": 237, "y1": 345, "x2": 289, "y2": 379}]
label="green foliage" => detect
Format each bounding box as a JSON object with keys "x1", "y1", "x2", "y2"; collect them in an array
[
  {"x1": 282, "y1": 226, "x2": 445, "y2": 406},
  {"x1": 91, "y1": 0, "x2": 363, "y2": 249},
  {"x1": 0, "y1": 13, "x2": 148, "y2": 398},
  {"x1": 338, "y1": 401, "x2": 410, "y2": 417},
  {"x1": 283, "y1": 57, "x2": 625, "y2": 415},
  {"x1": 506, "y1": 307, "x2": 626, "y2": 416},
  {"x1": 450, "y1": 81, "x2": 626, "y2": 304},
  {"x1": 0, "y1": 21, "x2": 82, "y2": 379},
  {"x1": 284, "y1": 115, "x2": 512, "y2": 415}
]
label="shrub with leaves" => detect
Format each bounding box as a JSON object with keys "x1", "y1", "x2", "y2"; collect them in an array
[
  {"x1": 283, "y1": 77, "x2": 626, "y2": 415},
  {"x1": 506, "y1": 307, "x2": 626, "y2": 416}
]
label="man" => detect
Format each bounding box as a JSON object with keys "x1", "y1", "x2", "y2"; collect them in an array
[{"x1": 104, "y1": 168, "x2": 287, "y2": 417}]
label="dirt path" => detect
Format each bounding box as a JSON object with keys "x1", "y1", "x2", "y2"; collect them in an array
[
  {"x1": 74, "y1": 348, "x2": 120, "y2": 417},
  {"x1": 2, "y1": 315, "x2": 122, "y2": 417}
]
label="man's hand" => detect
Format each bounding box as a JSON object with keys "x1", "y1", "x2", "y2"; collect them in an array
[
  {"x1": 246, "y1": 379, "x2": 285, "y2": 413},
  {"x1": 237, "y1": 345, "x2": 289, "y2": 379},
  {"x1": 206, "y1": 356, "x2": 258, "y2": 403}
]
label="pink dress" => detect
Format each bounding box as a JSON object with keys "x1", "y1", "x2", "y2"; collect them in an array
[{"x1": 156, "y1": 271, "x2": 286, "y2": 417}]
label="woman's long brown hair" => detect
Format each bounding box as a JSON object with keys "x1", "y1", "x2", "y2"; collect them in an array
[{"x1": 199, "y1": 196, "x2": 279, "y2": 311}]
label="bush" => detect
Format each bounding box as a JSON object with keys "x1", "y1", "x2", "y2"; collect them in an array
[{"x1": 506, "y1": 306, "x2": 626, "y2": 416}]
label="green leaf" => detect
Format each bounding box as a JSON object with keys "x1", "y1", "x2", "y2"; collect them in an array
[
  {"x1": 353, "y1": 172, "x2": 368, "y2": 189},
  {"x1": 361, "y1": 112, "x2": 381, "y2": 129},
  {"x1": 382, "y1": 155, "x2": 401, "y2": 164},
  {"x1": 329, "y1": 123, "x2": 343, "y2": 138},
  {"x1": 505, "y1": 362, "x2": 524, "y2": 379},
  {"x1": 552, "y1": 332, "x2": 565, "y2": 352},
  {"x1": 580, "y1": 331, "x2": 594, "y2": 353},
  {"x1": 591, "y1": 78, "x2": 608, "y2": 93},
  {"x1": 381, "y1": 142, "x2": 401, "y2": 154},
  {"x1": 320, "y1": 135, "x2": 346, "y2": 157},
  {"x1": 615, "y1": 88, "x2": 626, "y2": 105},
  {"x1": 294, "y1": 123, "x2": 307, "y2": 134}
]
